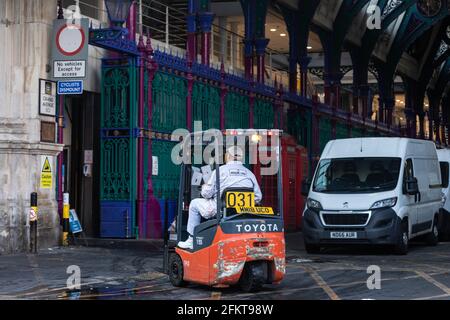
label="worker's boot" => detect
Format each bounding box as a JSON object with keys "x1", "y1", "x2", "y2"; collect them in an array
[{"x1": 178, "y1": 236, "x2": 193, "y2": 250}]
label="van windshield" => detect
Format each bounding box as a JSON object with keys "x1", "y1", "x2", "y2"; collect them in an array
[{"x1": 313, "y1": 157, "x2": 401, "y2": 193}]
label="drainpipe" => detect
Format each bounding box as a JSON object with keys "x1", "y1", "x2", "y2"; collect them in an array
[
  {"x1": 145, "y1": 34, "x2": 159, "y2": 238},
  {"x1": 244, "y1": 38, "x2": 254, "y2": 81},
  {"x1": 418, "y1": 111, "x2": 425, "y2": 139},
  {"x1": 299, "y1": 56, "x2": 311, "y2": 97},
  {"x1": 126, "y1": 1, "x2": 137, "y2": 41},
  {"x1": 249, "y1": 89, "x2": 255, "y2": 128},
  {"x1": 254, "y1": 38, "x2": 269, "y2": 84},
  {"x1": 187, "y1": 64, "x2": 194, "y2": 132},
  {"x1": 57, "y1": 0, "x2": 64, "y2": 220},
  {"x1": 218, "y1": 17, "x2": 228, "y2": 63},
  {"x1": 137, "y1": 36, "x2": 146, "y2": 238},
  {"x1": 312, "y1": 94, "x2": 320, "y2": 169},
  {"x1": 187, "y1": 0, "x2": 197, "y2": 63},
  {"x1": 359, "y1": 84, "x2": 369, "y2": 123},
  {"x1": 220, "y1": 62, "x2": 227, "y2": 130},
  {"x1": 384, "y1": 97, "x2": 395, "y2": 129}
]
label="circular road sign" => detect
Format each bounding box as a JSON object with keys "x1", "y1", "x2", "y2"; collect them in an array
[{"x1": 56, "y1": 24, "x2": 85, "y2": 56}]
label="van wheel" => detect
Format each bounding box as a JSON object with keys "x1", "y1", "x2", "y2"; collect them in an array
[
  {"x1": 394, "y1": 220, "x2": 409, "y2": 255},
  {"x1": 425, "y1": 217, "x2": 439, "y2": 246},
  {"x1": 169, "y1": 253, "x2": 186, "y2": 287},
  {"x1": 438, "y1": 213, "x2": 450, "y2": 241},
  {"x1": 305, "y1": 242, "x2": 321, "y2": 254},
  {"x1": 239, "y1": 261, "x2": 267, "y2": 292}
]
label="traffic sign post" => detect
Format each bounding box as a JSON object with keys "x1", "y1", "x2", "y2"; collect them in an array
[{"x1": 51, "y1": 18, "x2": 89, "y2": 80}]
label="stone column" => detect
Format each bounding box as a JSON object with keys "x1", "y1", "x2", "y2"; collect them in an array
[{"x1": 0, "y1": 0, "x2": 64, "y2": 254}]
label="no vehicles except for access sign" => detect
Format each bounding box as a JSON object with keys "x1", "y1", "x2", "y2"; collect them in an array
[{"x1": 54, "y1": 60, "x2": 86, "y2": 78}]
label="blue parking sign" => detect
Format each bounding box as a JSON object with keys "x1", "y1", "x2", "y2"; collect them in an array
[
  {"x1": 69, "y1": 209, "x2": 83, "y2": 234},
  {"x1": 58, "y1": 80, "x2": 83, "y2": 95}
]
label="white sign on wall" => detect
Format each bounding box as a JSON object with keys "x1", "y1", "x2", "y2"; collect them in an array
[
  {"x1": 152, "y1": 156, "x2": 159, "y2": 176},
  {"x1": 39, "y1": 79, "x2": 57, "y2": 116}
]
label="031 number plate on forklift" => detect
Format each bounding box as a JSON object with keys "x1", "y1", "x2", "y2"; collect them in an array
[
  {"x1": 226, "y1": 192, "x2": 255, "y2": 208},
  {"x1": 236, "y1": 207, "x2": 274, "y2": 215}
]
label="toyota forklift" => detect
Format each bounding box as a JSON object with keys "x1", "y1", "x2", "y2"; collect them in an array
[{"x1": 163, "y1": 129, "x2": 286, "y2": 292}]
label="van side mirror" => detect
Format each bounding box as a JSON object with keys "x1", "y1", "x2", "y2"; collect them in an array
[
  {"x1": 405, "y1": 177, "x2": 419, "y2": 195},
  {"x1": 301, "y1": 180, "x2": 311, "y2": 197}
]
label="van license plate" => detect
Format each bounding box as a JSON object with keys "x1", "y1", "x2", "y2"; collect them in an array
[{"x1": 330, "y1": 232, "x2": 357, "y2": 239}]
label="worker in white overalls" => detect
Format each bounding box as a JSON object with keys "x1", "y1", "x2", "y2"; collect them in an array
[{"x1": 178, "y1": 146, "x2": 262, "y2": 249}]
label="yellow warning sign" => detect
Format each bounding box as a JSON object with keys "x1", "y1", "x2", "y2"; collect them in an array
[
  {"x1": 40, "y1": 156, "x2": 52, "y2": 189},
  {"x1": 42, "y1": 157, "x2": 51, "y2": 172}
]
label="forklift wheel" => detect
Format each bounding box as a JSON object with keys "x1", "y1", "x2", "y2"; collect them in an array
[
  {"x1": 169, "y1": 253, "x2": 186, "y2": 287},
  {"x1": 239, "y1": 261, "x2": 267, "y2": 292}
]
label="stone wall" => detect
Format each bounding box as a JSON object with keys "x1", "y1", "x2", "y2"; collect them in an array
[{"x1": 0, "y1": 0, "x2": 63, "y2": 254}]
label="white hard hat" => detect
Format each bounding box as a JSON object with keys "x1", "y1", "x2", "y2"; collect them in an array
[{"x1": 226, "y1": 146, "x2": 244, "y2": 160}]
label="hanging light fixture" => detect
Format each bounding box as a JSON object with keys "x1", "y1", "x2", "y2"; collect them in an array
[{"x1": 104, "y1": 0, "x2": 133, "y2": 26}]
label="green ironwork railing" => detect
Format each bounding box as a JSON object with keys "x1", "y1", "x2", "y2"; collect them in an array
[
  {"x1": 254, "y1": 98, "x2": 274, "y2": 129},
  {"x1": 287, "y1": 109, "x2": 311, "y2": 150},
  {"x1": 225, "y1": 91, "x2": 249, "y2": 129},
  {"x1": 192, "y1": 82, "x2": 221, "y2": 130},
  {"x1": 336, "y1": 122, "x2": 348, "y2": 140},
  {"x1": 152, "y1": 72, "x2": 187, "y2": 132},
  {"x1": 319, "y1": 118, "x2": 332, "y2": 152},
  {"x1": 102, "y1": 68, "x2": 133, "y2": 128}
]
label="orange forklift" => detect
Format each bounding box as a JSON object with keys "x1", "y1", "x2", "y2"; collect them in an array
[{"x1": 163, "y1": 129, "x2": 286, "y2": 292}]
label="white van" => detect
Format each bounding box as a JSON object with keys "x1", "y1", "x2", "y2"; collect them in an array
[
  {"x1": 302, "y1": 137, "x2": 442, "y2": 255},
  {"x1": 436, "y1": 148, "x2": 450, "y2": 240}
]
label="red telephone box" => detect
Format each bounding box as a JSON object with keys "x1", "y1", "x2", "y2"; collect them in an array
[
  {"x1": 254, "y1": 134, "x2": 309, "y2": 232},
  {"x1": 281, "y1": 136, "x2": 308, "y2": 231}
]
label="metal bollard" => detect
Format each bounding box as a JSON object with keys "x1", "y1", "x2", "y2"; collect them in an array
[
  {"x1": 30, "y1": 192, "x2": 38, "y2": 253},
  {"x1": 62, "y1": 193, "x2": 70, "y2": 246}
]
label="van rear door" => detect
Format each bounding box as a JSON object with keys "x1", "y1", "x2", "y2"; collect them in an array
[
  {"x1": 403, "y1": 158, "x2": 418, "y2": 229},
  {"x1": 414, "y1": 158, "x2": 440, "y2": 234}
]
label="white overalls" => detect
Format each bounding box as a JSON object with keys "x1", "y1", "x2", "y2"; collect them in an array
[{"x1": 187, "y1": 161, "x2": 263, "y2": 235}]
